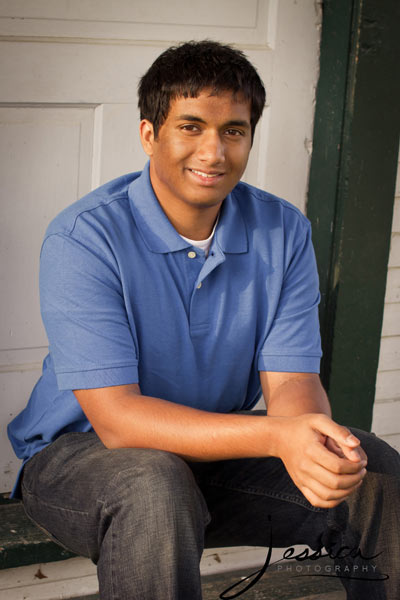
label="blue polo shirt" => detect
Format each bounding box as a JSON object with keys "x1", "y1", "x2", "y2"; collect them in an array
[{"x1": 8, "y1": 162, "x2": 322, "y2": 496}]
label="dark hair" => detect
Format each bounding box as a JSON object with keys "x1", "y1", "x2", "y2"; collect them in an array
[{"x1": 138, "y1": 40, "x2": 266, "y2": 139}]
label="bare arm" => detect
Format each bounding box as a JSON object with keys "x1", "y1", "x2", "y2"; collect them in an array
[
  {"x1": 74, "y1": 383, "x2": 276, "y2": 461},
  {"x1": 74, "y1": 376, "x2": 367, "y2": 508},
  {"x1": 260, "y1": 371, "x2": 331, "y2": 417},
  {"x1": 260, "y1": 371, "x2": 367, "y2": 507}
]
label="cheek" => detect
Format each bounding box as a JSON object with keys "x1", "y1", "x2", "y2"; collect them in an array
[
  {"x1": 170, "y1": 140, "x2": 196, "y2": 160},
  {"x1": 163, "y1": 131, "x2": 197, "y2": 153},
  {"x1": 227, "y1": 150, "x2": 249, "y2": 174},
  {"x1": 237, "y1": 145, "x2": 251, "y2": 169}
]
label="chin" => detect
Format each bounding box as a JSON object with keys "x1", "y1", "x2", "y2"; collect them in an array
[{"x1": 189, "y1": 195, "x2": 226, "y2": 209}]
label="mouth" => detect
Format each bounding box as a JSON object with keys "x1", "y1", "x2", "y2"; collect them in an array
[{"x1": 187, "y1": 168, "x2": 225, "y2": 183}]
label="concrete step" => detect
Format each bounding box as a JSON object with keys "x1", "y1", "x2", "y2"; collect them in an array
[
  {"x1": 201, "y1": 559, "x2": 345, "y2": 599},
  {"x1": 0, "y1": 556, "x2": 345, "y2": 600}
]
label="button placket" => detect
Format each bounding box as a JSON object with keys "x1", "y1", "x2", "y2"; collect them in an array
[
  {"x1": 183, "y1": 247, "x2": 204, "y2": 298},
  {"x1": 189, "y1": 283, "x2": 208, "y2": 335},
  {"x1": 181, "y1": 248, "x2": 206, "y2": 335}
]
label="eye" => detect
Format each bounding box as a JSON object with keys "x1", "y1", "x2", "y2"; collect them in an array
[
  {"x1": 225, "y1": 128, "x2": 244, "y2": 137},
  {"x1": 180, "y1": 124, "x2": 200, "y2": 133}
]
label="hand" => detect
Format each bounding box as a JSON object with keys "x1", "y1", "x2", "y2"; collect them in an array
[{"x1": 274, "y1": 413, "x2": 368, "y2": 508}]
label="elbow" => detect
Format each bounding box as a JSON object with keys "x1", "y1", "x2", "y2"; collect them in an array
[{"x1": 93, "y1": 425, "x2": 129, "y2": 450}]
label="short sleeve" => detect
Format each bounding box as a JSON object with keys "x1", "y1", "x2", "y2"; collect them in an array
[
  {"x1": 258, "y1": 221, "x2": 322, "y2": 373},
  {"x1": 40, "y1": 233, "x2": 139, "y2": 390}
]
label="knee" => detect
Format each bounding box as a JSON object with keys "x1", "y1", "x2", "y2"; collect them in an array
[
  {"x1": 350, "y1": 428, "x2": 400, "y2": 477},
  {"x1": 102, "y1": 448, "x2": 210, "y2": 525}
]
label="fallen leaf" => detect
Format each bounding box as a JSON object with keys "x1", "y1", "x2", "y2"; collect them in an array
[
  {"x1": 34, "y1": 568, "x2": 48, "y2": 579},
  {"x1": 212, "y1": 553, "x2": 221, "y2": 563}
]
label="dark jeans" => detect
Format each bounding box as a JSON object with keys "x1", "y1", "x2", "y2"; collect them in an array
[{"x1": 21, "y1": 428, "x2": 399, "y2": 599}]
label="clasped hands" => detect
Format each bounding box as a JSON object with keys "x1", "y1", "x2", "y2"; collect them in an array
[{"x1": 276, "y1": 413, "x2": 367, "y2": 508}]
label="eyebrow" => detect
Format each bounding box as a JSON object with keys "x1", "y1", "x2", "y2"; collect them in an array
[
  {"x1": 175, "y1": 114, "x2": 206, "y2": 124},
  {"x1": 175, "y1": 114, "x2": 250, "y2": 129}
]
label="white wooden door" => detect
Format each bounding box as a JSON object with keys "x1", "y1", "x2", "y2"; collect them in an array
[{"x1": 0, "y1": 0, "x2": 321, "y2": 491}]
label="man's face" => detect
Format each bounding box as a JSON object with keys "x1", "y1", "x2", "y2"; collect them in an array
[{"x1": 140, "y1": 89, "x2": 252, "y2": 216}]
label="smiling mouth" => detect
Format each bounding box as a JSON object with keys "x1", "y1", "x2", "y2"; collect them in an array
[{"x1": 188, "y1": 168, "x2": 224, "y2": 179}]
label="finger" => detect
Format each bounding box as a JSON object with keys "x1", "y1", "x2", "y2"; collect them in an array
[
  {"x1": 301, "y1": 479, "x2": 364, "y2": 509},
  {"x1": 310, "y1": 415, "x2": 366, "y2": 465},
  {"x1": 341, "y1": 442, "x2": 365, "y2": 463},
  {"x1": 352, "y1": 444, "x2": 368, "y2": 463},
  {"x1": 325, "y1": 437, "x2": 346, "y2": 458},
  {"x1": 305, "y1": 439, "x2": 366, "y2": 475},
  {"x1": 301, "y1": 485, "x2": 350, "y2": 509},
  {"x1": 325, "y1": 437, "x2": 368, "y2": 468},
  {"x1": 339, "y1": 438, "x2": 368, "y2": 464},
  {"x1": 301, "y1": 460, "x2": 367, "y2": 491}
]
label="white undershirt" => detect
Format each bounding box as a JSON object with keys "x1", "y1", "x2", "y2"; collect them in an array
[{"x1": 180, "y1": 218, "x2": 218, "y2": 257}]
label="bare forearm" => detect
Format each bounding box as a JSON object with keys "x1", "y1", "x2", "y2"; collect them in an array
[
  {"x1": 262, "y1": 372, "x2": 331, "y2": 418},
  {"x1": 75, "y1": 385, "x2": 277, "y2": 460},
  {"x1": 75, "y1": 374, "x2": 330, "y2": 461}
]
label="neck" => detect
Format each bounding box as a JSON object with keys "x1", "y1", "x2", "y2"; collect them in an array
[{"x1": 163, "y1": 205, "x2": 220, "y2": 240}]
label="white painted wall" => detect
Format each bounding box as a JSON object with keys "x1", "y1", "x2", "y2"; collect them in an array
[
  {"x1": 0, "y1": 0, "x2": 323, "y2": 492},
  {"x1": 372, "y1": 152, "x2": 400, "y2": 451}
]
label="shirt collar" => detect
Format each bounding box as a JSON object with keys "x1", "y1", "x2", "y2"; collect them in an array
[{"x1": 128, "y1": 161, "x2": 248, "y2": 255}]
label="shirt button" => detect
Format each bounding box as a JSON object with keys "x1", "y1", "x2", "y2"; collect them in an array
[
  {"x1": 188, "y1": 251, "x2": 197, "y2": 259},
  {"x1": 197, "y1": 282, "x2": 202, "y2": 289}
]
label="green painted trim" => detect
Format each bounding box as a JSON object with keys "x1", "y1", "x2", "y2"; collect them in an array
[
  {"x1": 306, "y1": 0, "x2": 353, "y2": 358},
  {"x1": 307, "y1": 0, "x2": 400, "y2": 429}
]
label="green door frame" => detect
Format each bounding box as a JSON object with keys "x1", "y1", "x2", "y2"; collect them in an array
[{"x1": 307, "y1": 0, "x2": 400, "y2": 430}]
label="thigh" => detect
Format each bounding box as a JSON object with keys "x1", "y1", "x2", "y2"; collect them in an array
[
  {"x1": 190, "y1": 455, "x2": 328, "y2": 550},
  {"x1": 21, "y1": 432, "x2": 107, "y2": 557},
  {"x1": 21, "y1": 431, "x2": 208, "y2": 560}
]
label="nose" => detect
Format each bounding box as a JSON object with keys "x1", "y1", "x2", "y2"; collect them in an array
[{"x1": 197, "y1": 130, "x2": 225, "y2": 165}]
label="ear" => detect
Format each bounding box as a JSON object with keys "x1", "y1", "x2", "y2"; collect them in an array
[{"x1": 139, "y1": 119, "x2": 155, "y2": 157}]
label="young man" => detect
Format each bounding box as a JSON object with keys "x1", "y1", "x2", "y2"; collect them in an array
[{"x1": 8, "y1": 41, "x2": 399, "y2": 599}]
